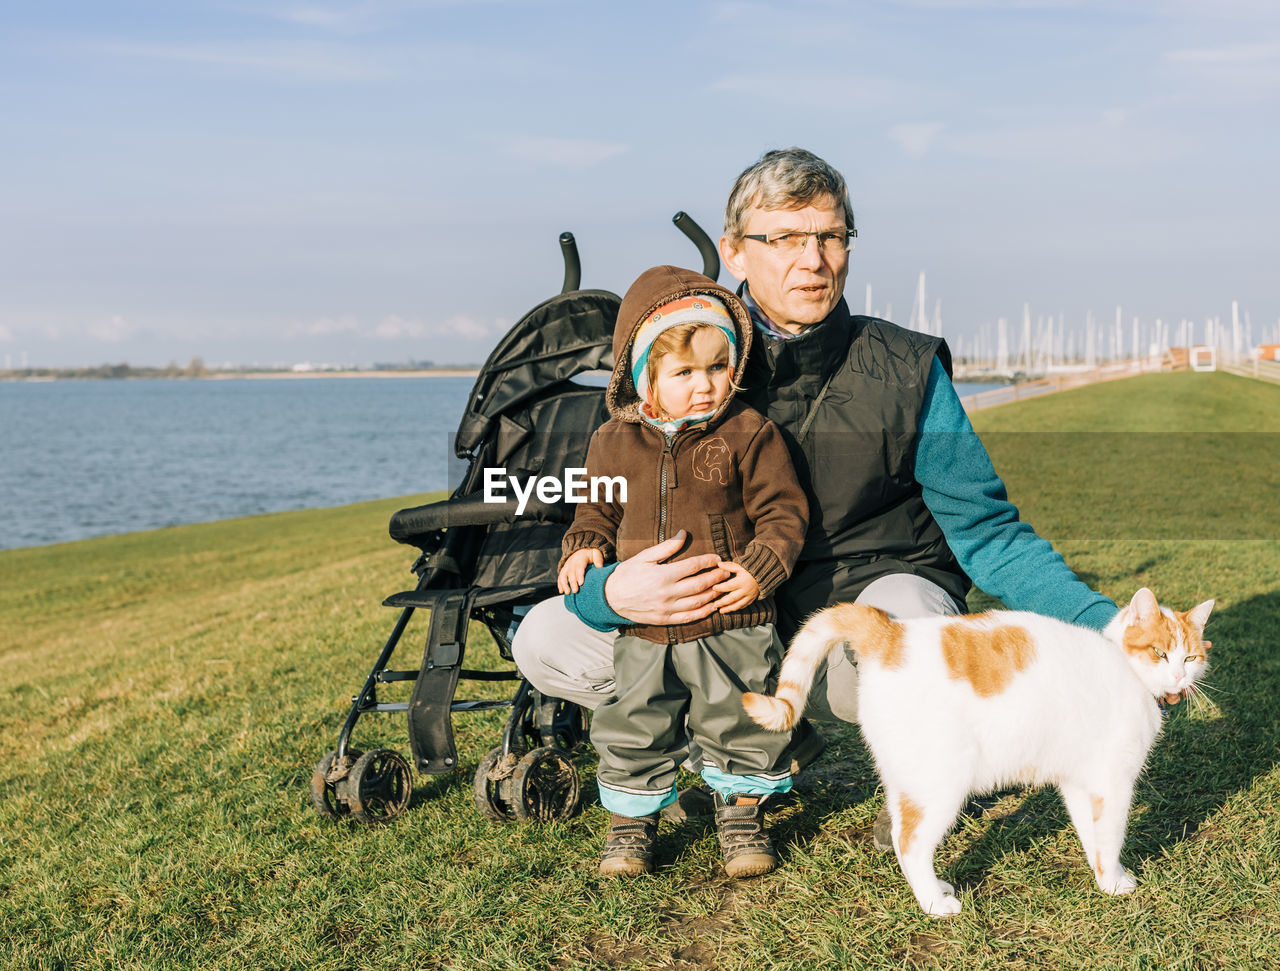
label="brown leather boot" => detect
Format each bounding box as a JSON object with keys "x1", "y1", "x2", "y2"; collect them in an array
[
  {"x1": 599, "y1": 813, "x2": 658, "y2": 876},
  {"x1": 713, "y1": 793, "x2": 777, "y2": 878}
]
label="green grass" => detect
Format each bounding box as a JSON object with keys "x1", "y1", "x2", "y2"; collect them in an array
[{"x1": 2, "y1": 371, "x2": 1279, "y2": 969}]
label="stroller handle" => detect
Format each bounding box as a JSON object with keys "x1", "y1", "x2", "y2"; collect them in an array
[
  {"x1": 558, "y1": 232, "x2": 582, "y2": 294},
  {"x1": 672, "y1": 212, "x2": 720, "y2": 281}
]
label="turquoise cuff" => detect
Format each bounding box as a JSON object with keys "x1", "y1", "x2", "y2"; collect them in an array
[
  {"x1": 563, "y1": 562, "x2": 630, "y2": 631},
  {"x1": 598, "y1": 782, "x2": 678, "y2": 817},
  {"x1": 701, "y1": 766, "x2": 793, "y2": 798}
]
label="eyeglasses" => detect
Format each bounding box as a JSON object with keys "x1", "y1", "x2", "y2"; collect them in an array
[{"x1": 741, "y1": 229, "x2": 857, "y2": 255}]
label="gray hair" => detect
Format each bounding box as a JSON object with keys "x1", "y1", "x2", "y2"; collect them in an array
[{"x1": 724, "y1": 148, "x2": 855, "y2": 240}]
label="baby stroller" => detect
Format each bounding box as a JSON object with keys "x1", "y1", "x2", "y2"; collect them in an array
[{"x1": 310, "y1": 214, "x2": 721, "y2": 826}]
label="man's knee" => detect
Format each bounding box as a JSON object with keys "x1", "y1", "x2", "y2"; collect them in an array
[
  {"x1": 510, "y1": 596, "x2": 617, "y2": 709},
  {"x1": 856, "y1": 574, "x2": 965, "y2": 620},
  {"x1": 509, "y1": 597, "x2": 557, "y2": 677}
]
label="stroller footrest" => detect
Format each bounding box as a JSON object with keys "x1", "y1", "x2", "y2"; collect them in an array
[
  {"x1": 384, "y1": 583, "x2": 552, "y2": 610},
  {"x1": 356, "y1": 701, "x2": 411, "y2": 712},
  {"x1": 377, "y1": 668, "x2": 522, "y2": 684},
  {"x1": 451, "y1": 699, "x2": 515, "y2": 712}
]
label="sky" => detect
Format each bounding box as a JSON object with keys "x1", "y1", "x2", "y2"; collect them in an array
[{"x1": 2, "y1": 0, "x2": 1278, "y2": 369}]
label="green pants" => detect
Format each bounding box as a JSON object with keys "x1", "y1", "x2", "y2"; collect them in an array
[{"x1": 592, "y1": 624, "x2": 793, "y2": 817}]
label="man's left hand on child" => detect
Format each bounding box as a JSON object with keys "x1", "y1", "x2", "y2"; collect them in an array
[{"x1": 711, "y1": 560, "x2": 761, "y2": 613}]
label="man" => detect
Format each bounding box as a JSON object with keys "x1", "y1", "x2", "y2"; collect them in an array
[{"x1": 511, "y1": 147, "x2": 1118, "y2": 849}]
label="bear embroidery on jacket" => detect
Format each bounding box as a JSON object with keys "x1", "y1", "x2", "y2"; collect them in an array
[{"x1": 692, "y1": 438, "x2": 733, "y2": 485}]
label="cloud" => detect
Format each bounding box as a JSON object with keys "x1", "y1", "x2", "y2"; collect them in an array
[
  {"x1": 373, "y1": 314, "x2": 501, "y2": 340},
  {"x1": 500, "y1": 136, "x2": 628, "y2": 168},
  {"x1": 265, "y1": 0, "x2": 528, "y2": 33},
  {"x1": 1165, "y1": 42, "x2": 1280, "y2": 64},
  {"x1": 942, "y1": 116, "x2": 1175, "y2": 165},
  {"x1": 274, "y1": 5, "x2": 368, "y2": 30},
  {"x1": 712, "y1": 73, "x2": 933, "y2": 110},
  {"x1": 287, "y1": 315, "x2": 362, "y2": 337},
  {"x1": 889, "y1": 122, "x2": 945, "y2": 157},
  {"x1": 372, "y1": 314, "x2": 424, "y2": 339},
  {"x1": 288, "y1": 313, "x2": 503, "y2": 341},
  {"x1": 873, "y1": 0, "x2": 1180, "y2": 8},
  {"x1": 86, "y1": 315, "x2": 141, "y2": 343},
  {"x1": 437, "y1": 314, "x2": 502, "y2": 341},
  {"x1": 1162, "y1": 41, "x2": 1280, "y2": 94},
  {"x1": 81, "y1": 37, "x2": 392, "y2": 82}
]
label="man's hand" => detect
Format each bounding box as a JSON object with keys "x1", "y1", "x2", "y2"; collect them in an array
[
  {"x1": 558, "y1": 548, "x2": 604, "y2": 595},
  {"x1": 602, "y1": 531, "x2": 728, "y2": 625},
  {"x1": 711, "y1": 560, "x2": 761, "y2": 613}
]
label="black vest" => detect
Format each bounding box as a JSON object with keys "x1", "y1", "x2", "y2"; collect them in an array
[{"x1": 739, "y1": 298, "x2": 970, "y2": 616}]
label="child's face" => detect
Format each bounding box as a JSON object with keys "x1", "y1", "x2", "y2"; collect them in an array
[{"x1": 651, "y1": 327, "x2": 733, "y2": 419}]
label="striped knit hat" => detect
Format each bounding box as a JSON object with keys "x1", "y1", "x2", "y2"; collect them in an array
[{"x1": 629, "y1": 293, "x2": 738, "y2": 409}]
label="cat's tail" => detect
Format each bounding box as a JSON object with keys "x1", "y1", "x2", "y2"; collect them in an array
[{"x1": 743, "y1": 603, "x2": 891, "y2": 732}]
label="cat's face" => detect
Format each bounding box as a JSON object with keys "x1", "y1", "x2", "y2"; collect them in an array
[{"x1": 1118, "y1": 587, "x2": 1214, "y2": 701}]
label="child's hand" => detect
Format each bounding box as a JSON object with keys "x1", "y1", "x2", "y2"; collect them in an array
[
  {"x1": 712, "y1": 560, "x2": 761, "y2": 613},
  {"x1": 558, "y1": 548, "x2": 604, "y2": 595}
]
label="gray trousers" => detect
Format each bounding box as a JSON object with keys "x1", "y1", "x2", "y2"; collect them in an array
[
  {"x1": 511, "y1": 573, "x2": 966, "y2": 726},
  {"x1": 593, "y1": 625, "x2": 792, "y2": 807}
]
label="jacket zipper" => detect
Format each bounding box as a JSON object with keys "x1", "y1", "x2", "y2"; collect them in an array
[
  {"x1": 657, "y1": 432, "x2": 691, "y2": 645},
  {"x1": 657, "y1": 437, "x2": 672, "y2": 542}
]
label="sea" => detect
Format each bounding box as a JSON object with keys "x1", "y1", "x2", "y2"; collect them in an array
[{"x1": 0, "y1": 376, "x2": 1006, "y2": 551}]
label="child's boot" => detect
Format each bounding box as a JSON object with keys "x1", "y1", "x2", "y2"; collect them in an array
[
  {"x1": 599, "y1": 813, "x2": 658, "y2": 876},
  {"x1": 713, "y1": 793, "x2": 777, "y2": 877}
]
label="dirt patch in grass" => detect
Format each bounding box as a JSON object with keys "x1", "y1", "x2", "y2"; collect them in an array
[{"x1": 894, "y1": 930, "x2": 954, "y2": 967}]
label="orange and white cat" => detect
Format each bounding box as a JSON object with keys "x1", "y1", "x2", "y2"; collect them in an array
[{"x1": 743, "y1": 588, "x2": 1213, "y2": 917}]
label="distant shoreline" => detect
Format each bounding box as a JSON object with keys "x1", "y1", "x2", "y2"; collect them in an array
[
  {"x1": 1, "y1": 369, "x2": 480, "y2": 382},
  {"x1": 208, "y1": 369, "x2": 480, "y2": 380}
]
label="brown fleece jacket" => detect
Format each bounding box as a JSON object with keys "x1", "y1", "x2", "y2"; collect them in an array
[{"x1": 560, "y1": 265, "x2": 808, "y2": 645}]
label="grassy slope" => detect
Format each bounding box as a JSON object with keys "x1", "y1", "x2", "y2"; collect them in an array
[{"x1": 2, "y1": 372, "x2": 1278, "y2": 969}]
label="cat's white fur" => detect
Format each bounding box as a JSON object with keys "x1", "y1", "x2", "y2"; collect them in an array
[{"x1": 743, "y1": 588, "x2": 1213, "y2": 917}]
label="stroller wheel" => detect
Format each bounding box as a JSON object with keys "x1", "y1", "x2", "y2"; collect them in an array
[
  {"x1": 346, "y1": 749, "x2": 413, "y2": 825},
  {"x1": 511, "y1": 746, "x2": 582, "y2": 823},
  {"x1": 474, "y1": 746, "x2": 521, "y2": 823},
  {"x1": 310, "y1": 749, "x2": 362, "y2": 819}
]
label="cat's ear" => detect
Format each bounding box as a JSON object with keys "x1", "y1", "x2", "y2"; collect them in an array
[
  {"x1": 1186, "y1": 599, "x2": 1215, "y2": 630},
  {"x1": 1128, "y1": 587, "x2": 1160, "y2": 625}
]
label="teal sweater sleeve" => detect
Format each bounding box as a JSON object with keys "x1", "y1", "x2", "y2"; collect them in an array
[
  {"x1": 915, "y1": 359, "x2": 1118, "y2": 630},
  {"x1": 563, "y1": 563, "x2": 629, "y2": 631},
  {"x1": 567, "y1": 360, "x2": 1118, "y2": 633}
]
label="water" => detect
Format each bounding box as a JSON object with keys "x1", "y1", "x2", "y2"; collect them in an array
[
  {"x1": 0, "y1": 377, "x2": 1003, "y2": 550},
  {"x1": 0, "y1": 377, "x2": 472, "y2": 550}
]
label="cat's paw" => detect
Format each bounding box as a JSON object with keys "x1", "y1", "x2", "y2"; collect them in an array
[
  {"x1": 1097, "y1": 867, "x2": 1137, "y2": 896},
  {"x1": 922, "y1": 894, "x2": 962, "y2": 917},
  {"x1": 936, "y1": 879, "x2": 955, "y2": 895}
]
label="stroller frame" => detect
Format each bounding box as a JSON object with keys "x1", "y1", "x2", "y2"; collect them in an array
[{"x1": 310, "y1": 216, "x2": 721, "y2": 826}]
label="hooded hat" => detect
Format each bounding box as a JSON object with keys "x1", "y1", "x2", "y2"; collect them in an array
[{"x1": 607, "y1": 265, "x2": 754, "y2": 426}]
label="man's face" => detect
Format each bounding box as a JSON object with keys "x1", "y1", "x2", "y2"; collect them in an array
[{"x1": 719, "y1": 194, "x2": 850, "y2": 334}]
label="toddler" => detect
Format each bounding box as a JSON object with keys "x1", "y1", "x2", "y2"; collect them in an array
[{"x1": 556, "y1": 264, "x2": 808, "y2": 878}]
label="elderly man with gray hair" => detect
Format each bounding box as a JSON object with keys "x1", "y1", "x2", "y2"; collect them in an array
[{"x1": 512, "y1": 147, "x2": 1119, "y2": 852}]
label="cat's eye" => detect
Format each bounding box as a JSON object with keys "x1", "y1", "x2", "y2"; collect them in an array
[
  {"x1": 1187, "y1": 655, "x2": 1205, "y2": 663},
  {"x1": 1153, "y1": 649, "x2": 1168, "y2": 660}
]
